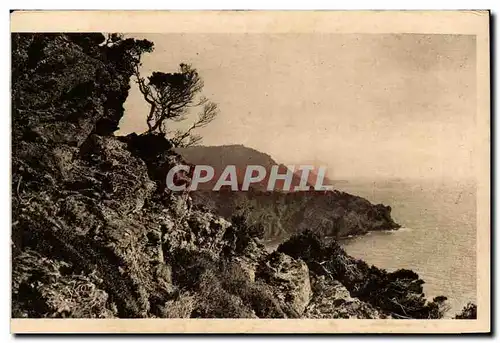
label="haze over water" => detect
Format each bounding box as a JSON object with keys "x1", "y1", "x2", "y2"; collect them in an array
[{"x1": 338, "y1": 178, "x2": 476, "y2": 317}]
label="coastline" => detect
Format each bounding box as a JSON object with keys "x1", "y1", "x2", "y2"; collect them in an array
[{"x1": 11, "y1": 32, "x2": 475, "y2": 321}]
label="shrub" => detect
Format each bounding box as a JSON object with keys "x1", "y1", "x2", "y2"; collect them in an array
[
  {"x1": 168, "y1": 247, "x2": 285, "y2": 318},
  {"x1": 278, "y1": 230, "x2": 451, "y2": 319},
  {"x1": 161, "y1": 292, "x2": 196, "y2": 318},
  {"x1": 455, "y1": 302, "x2": 477, "y2": 319},
  {"x1": 219, "y1": 262, "x2": 286, "y2": 318},
  {"x1": 191, "y1": 271, "x2": 255, "y2": 318}
]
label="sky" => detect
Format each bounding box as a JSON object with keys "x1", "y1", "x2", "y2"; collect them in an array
[{"x1": 118, "y1": 33, "x2": 476, "y2": 180}]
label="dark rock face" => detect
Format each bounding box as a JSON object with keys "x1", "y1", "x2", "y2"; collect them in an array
[
  {"x1": 176, "y1": 143, "x2": 400, "y2": 240},
  {"x1": 191, "y1": 188, "x2": 400, "y2": 241},
  {"x1": 12, "y1": 33, "x2": 200, "y2": 318},
  {"x1": 11, "y1": 33, "x2": 460, "y2": 320}
]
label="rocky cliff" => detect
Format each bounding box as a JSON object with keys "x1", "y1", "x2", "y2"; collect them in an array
[
  {"x1": 11, "y1": 33, "x2": 463, "y2": 320},
  {"x1": 176, "y1": 145, "x2": 400, "y2": 240},
  {"x1": 191, "y1": 189, "x2": 400, "y2": 240}
]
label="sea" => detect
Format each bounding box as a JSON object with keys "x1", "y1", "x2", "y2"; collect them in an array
[{"x1": 336, "y1": 179, "x2": 477, "y2": 317}]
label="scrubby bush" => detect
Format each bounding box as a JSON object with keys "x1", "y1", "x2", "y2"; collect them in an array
[
  {"x1": 168, "y1": 247, "x2": 285, "y2": 318},
  {"x1": 220, "y1": 210, "x2": 265, "y2": 256},
  {"x1": 191, "y1": 271, "x2": 255, "y2": 318},
  {"x1": 455, "y1": 302, "x2": 477, "y2": 319},
  {"x1": 218, "y1": 261, "x2": 286, "y2": 318},
  {"x1": 160, "y1": 292, "x2": 196, "y2": 318},
  {"x1": 278, "y1": 230, "x2": 450, "y2": 319},
  {"x1": 277, "y1": 230, "x2": 328, "y2": 262},
  {"x1": 169, "y1": 249, "x2": 216, "y2": 290}
]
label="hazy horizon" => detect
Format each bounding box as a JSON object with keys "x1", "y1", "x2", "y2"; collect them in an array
[{"x1": 118, "y1": 33, "x2": 476, "y2": 181}]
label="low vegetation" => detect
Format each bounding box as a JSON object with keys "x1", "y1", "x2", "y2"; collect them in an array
[{"x1": 278, "y1": 231, "x2": 451, "y2": 319}]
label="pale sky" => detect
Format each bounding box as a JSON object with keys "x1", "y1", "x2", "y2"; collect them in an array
[{"x1": 119, "y1": 33, "x2": 476, "y2": 180}]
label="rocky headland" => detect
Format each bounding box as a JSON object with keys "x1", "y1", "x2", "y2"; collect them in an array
[{"x1": 11, "y1": 33, "x2": 474, "y2": 319}]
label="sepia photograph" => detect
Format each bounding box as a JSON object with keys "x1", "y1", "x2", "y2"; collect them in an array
[{"x1": 10, "y1": 10, "x2": 490, "y2": 333}]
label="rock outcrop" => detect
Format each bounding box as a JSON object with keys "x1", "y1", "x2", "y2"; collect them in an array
[
  {"x1": 304, "y1": 276, "x2": 382, "y2": 319},
  {"x1": 278, "y1": 231, "x2": 452, "y2": 319},
  {"x1": 190, "y1": 188, "x2": 401, "y2": 240},
  {"x1": 256, "y1": 252, "x2": 311, "y2": 316},
  {"x1": 175, "y1": 140, "x2": 401, "y2": 240}
]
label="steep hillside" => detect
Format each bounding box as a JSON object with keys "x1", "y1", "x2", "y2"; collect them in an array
[{"x1": 11, "y1": 33, "x2": 466, "y2": 320}]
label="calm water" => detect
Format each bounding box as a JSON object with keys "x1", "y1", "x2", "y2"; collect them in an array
[{"x1": 337, "y1": 179, "x2": 477, "y2": 317}]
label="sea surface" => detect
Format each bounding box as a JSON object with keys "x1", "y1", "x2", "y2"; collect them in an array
[{"x1": 336, "y1": 179, "x2": 477, "y2": 317}]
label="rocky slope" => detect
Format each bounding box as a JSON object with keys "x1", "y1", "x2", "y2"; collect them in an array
[{"x1": 11, "y1": 33, "x2": 468, "y2": 320}]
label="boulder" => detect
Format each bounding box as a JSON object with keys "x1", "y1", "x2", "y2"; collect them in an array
[
  {"x1": 305, "y1": 275, "x2": 382, "y2": 319},
  {"x1": 256, "y1": 252, "x2": 311, "y2": 316},
  {"x1": 229, "y1": 239, "x2": 268, "y2": 282},
  {"x1": 12, "y1": 249, "x2": 116, "y2": 318}
]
